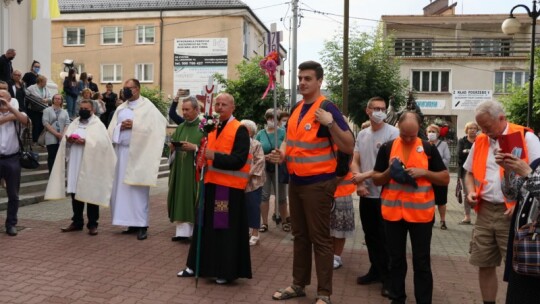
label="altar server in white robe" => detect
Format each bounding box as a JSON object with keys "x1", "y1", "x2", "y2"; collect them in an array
[
  {"x1": 108, "y1": 78, "x2": 167, "y2": 240},
  {"x1": 45, "y1": 99, "x2": 116, "y2": 236}
]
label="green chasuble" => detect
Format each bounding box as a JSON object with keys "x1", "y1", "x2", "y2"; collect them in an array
[{"x1": 167, "y1": 117, "x2": 204, "y2": 223}]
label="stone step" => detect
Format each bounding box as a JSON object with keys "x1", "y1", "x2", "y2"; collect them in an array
[
  {"x1": 21, "y1": 169, "x2": 50, "y2": 183},
  {"x1": 0, "y1": 179, "x2": 49, "y2": 198},
  {"x1": 0, "y1": 157, "x2": 170, "y2": 211}
]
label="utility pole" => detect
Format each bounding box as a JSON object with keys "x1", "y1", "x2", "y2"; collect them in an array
[
  {"x1": 290, "y1": 0, "x2": 299, "y2": 107},
  {"x1": 342, "y1": 0, "x2": 349, "y2": 116}
]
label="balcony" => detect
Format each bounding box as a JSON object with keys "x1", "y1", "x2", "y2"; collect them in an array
[{"x1": 393, "y1": 38, "x2": 533, "y2": 58}]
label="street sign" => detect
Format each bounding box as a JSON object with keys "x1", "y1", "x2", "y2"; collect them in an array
[{"x1": 267, "y1": 31, "x2": 282, "y2": 53}]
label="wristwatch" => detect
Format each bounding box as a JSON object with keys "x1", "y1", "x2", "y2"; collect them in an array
[{"x1": 326, "y1": 120, "x2": 334, "y2": 129}]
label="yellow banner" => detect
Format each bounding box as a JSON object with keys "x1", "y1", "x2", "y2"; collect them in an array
[
  {"x1": 31, "y1": 0, "x2": 61, "y2": 20},
  {"x1": 49, "y1": 0, "x2": 60, "y2": 18}
]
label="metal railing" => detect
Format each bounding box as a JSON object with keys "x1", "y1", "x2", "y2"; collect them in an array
[{"x1": 393, "y1": 38, "x2": 535, "y2": 58}]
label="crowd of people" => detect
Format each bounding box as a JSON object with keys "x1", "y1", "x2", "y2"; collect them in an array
[{"x1": 2, "y1": 48, "x2": 540, "y2": 304}]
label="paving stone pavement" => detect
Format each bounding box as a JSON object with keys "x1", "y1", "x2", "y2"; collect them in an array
[{"x1": 0, "y1": 174, "x2": 507, "y2": 303}]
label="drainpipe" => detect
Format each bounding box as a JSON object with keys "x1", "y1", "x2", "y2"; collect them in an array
[{"x1": 159, "y1": 9, "x2": 164, "y2": 92}]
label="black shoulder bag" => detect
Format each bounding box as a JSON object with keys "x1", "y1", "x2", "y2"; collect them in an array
[{"x1": 14, "y1": 121, "x2": 40, "y2": 169}]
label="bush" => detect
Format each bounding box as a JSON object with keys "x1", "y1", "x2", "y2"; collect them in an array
[{"x1": 140, "y1": 86, "x2": 168, "y2": 117}]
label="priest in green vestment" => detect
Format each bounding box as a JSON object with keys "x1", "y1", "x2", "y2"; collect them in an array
[{"x1": 167, "y1": 96, "x2": 203, "y2": 241}]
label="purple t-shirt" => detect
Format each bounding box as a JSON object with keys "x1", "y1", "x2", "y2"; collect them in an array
[{"x1": 288, "y1": 101, "x2": 349, "y2": 185}]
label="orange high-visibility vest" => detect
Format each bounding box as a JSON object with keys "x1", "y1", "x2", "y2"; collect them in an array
[
  {"x1": 380, "y1": 138, "x2": 435, "y2": 223},
  {"x1": 205, "y1": 119, "x2": 251, "y2": 190},
  {"x1": 471, "y1": 123, "x2": 531, "y2": 210},
  {"x1": 335, "y1": 172, "x2": 355, "y2": 197},
  {"x1": 286, "y1": 96, "x2": 337, "y2": 177}
]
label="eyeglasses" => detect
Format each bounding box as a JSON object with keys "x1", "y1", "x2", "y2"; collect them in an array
[
  {"x1": 369, "y1": 107, "x2": 386, "y2": 112},
  {"x1": 125, "y1": 87, "x2": 136, "y2": 90}
]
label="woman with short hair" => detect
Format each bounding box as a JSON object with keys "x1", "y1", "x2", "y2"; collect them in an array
[{"x1": 42, "y1": 94, "x2": 70, "y2": 173}]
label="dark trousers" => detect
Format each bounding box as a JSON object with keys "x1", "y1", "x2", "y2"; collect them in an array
[
  {"x1": 359, "y1": 197, "x2": 389, "y2": 282},
  {"x1": 46, "y1": 143, "x2": 59, "y2": 174},
  {"x1": 0, "y1": 154, "x2": 21, "y2": 228},
  {"x1": 289, "y1": 178, "x2": 337, "y2": 297},
  {"x1": 385, "y1": 219, "x2": 433, "y2": 304},
  {"x1": 70, "y1": 194, "x2": 99, "y2": 229},
  {"x1": 28, "y1": 109, "x2": 43, "y2": 143}
]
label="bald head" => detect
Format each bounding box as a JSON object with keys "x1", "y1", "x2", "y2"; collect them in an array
[
  {"x1": 398, "y1": 111, "x2": 421, "y2": 145},
  {"x1": 215, "y1": 93, "x2": 235, "y2": 121},
  {"x1": 5, "y1": 49, "x2": 15, "y2": 60}
]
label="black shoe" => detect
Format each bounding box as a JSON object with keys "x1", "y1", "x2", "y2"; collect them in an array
[
  {"x1": 122, "y1": 226, "x2": 139, "y2": 234},
  {"x1": 6, "y1": 226, "x2": 17, "y2": 236},
  {"x1": 381, "y1": 288, "x2": 391, "y2": 298},
  {"x1": 171, "y1": 236, "x2": 189, "y2": 242},
  {"x1": 137, "y1": 228, "x2": 148, "y2": 240},
  {"x1": 61, "y1": 224, "x2": 83, "y2": 232},
  {"x1": 356, "y1": 272, "x2": 380, "y2": 285}
]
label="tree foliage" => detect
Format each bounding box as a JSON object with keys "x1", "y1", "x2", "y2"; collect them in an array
[
  {"x1": 499, "y1": 50, "x2": 540, "y2": 131},
  {"x1": 140, "y1": 86, "x2": 168, "y2": 117},
  {"x1": 320, "y1": 27, "x2": 408, "y2": 126},
  {"x1": 215, "y1": 56, "x2": 287, "y2": 126}
]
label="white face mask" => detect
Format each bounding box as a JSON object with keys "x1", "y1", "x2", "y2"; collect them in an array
[
  {"x1": 371, "y1": 111, "x2": 387, "y2": 124},
  {"x1": 267, "y1": 120, "x2": 275, "y2": 128},
  {"x1": 427, "y1": 132, "x2": 438, "y2": 142}
]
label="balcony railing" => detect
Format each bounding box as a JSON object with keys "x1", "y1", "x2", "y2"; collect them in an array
[{"x1": 393, "y1": 38, "x2": 534, "y2": 58}]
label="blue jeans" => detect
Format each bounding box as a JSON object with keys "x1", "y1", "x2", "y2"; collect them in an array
[
  {"x1": 66, "y1": 95, "x2": 77, "y2": 118},
  {"x1": 245, "y1": 187, "x2": 262, "y2": 229}
]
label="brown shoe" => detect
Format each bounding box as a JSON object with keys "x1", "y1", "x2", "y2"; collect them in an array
[
  {"x1": 88, "y1": 227, "x2": 98, "y2": 236},
  {"x1": 61, "y1": 224, "x2": 83, "y2": 232}
]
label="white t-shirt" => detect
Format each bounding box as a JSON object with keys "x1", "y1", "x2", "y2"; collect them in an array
[
  {"x1": 463, "y1": 124, "x2": 540, "y2": 203},
  {"x1": 354, "y1": 123, "x2": 399, "y2": 198}
]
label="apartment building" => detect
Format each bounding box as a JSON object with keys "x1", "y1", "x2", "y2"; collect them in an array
[
  {"x1": 382, "y1": 0, "x2": 531, "y2": 137},
  {"x1": 52, "y1": 0, "x2": 284, "y2": 96}
]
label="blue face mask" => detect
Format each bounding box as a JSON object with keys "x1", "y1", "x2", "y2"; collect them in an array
[{"x1": 33, "y1": 67, "x2": 40, "y2": 74}]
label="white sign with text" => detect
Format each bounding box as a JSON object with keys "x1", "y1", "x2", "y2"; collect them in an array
[{"x1": 452, "y1": 90, "x2": 492, "y2": 110}]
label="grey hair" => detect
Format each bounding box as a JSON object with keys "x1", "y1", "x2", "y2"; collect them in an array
[
  {"x1": 475, "y1": 100, "x2": 505, "y2": 119},
  {"x1": 182, "y1": 96, "x2": 199, "y2": 111},
  {"x1": 240, "y1": 119, "x2": 257, "y2": 137}
]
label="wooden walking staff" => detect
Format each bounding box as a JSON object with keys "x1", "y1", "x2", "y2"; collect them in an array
[
  {"x1": 194, "y1": 76, "x2": 217, "y2": 288},
  {"x1": 267, "y1": 24, "x2": 283, "y2": 220}
]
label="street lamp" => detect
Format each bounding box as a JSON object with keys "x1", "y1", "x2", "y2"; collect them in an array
[{"x1": 502, "y1": 1, "x2": 540, "y2": 128}]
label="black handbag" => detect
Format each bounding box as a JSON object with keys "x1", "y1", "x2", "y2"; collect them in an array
[
  {"x1": 14, "y1": 121, "x2": 40, "y2": 169},
  {"x1": 25, "y1": 93, "x2": 48, "y2": 112}
]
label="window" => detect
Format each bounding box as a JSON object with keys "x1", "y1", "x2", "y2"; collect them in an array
[
  {"x1": 471, "y1": 39, "x2": 511, "y2": 57},
  {"x1": 136, "y1": 25, "x2": 155, "y2": 44},
  {"x1": 412, "y1": 70, "x2": 450, "y2": 92},
  {"x1": 395, "y1": 39, "x2": 433, "y2": 56},
  {"x1": 102, "y1": 26, "x2": 123, "y2": 45},
  {"x1": 494, "y1": 70, "x2": 529, "y2": 93},
  {"x1": 243, "y1": 20, "x2": 250, "y2": 58},
  {"x1": 64, "y1": 27, "x2": 85, "y2": 46},
  {"x1": 101, "y1": 64, "x2": 122, "y2": 83},
  {"x1": 136, "y1": 64, "x2": 154, "y2": 83}
]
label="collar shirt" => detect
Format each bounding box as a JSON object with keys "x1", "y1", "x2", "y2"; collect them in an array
[{"x1": 0, "y1": 111, "x2": 20, "y2": 155}]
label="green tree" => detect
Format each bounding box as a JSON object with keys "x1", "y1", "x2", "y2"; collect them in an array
[
  {"x1": 499, "y1": 50, "x2": 540, "y2": 131},
  {"x1": 215, "y1": 56, "x2": 287, "y2": 126},
  {"x1": 140, "y1": 86, "x2": 168, "y2": 117},
  {"x1": 320, "y1": 27, "x2": 408, "y2": 126}
]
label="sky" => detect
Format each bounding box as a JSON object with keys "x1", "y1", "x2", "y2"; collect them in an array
[{"x1": 242, "y1": 0, "x2": 529, "y2": 88}]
